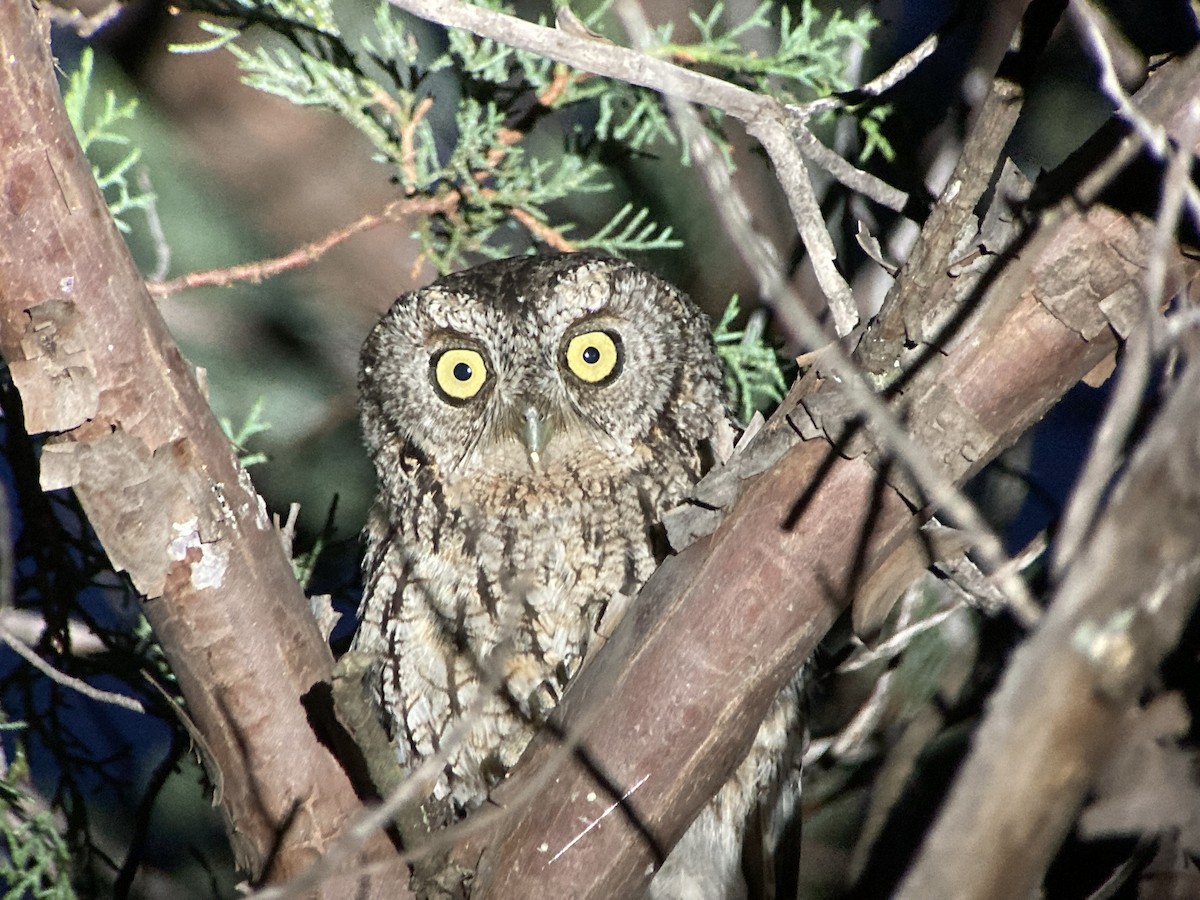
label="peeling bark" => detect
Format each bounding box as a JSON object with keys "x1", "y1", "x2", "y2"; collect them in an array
[{"x1": 0, "y1": 4, "x2": 406, "y2": 893}]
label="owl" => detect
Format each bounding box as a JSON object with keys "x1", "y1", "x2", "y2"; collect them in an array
[{"x1": 352, "y1": 253, "x2": 801, "y2": 898}]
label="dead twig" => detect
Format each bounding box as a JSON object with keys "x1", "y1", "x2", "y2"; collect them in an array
[{"x1": 146, "y1": 194, "x2": 456, "y2": 297}]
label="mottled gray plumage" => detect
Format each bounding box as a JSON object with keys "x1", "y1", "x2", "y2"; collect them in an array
[{"x1": 352, "y1": 253, "x2": 799, "y2": 898}]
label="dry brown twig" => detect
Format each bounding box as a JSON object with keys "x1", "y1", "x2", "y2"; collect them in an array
[
  {"x1": 398, "y1": 95, "x2": 434, "y2": 189},
  {"x1": 150, "y1": 57, "x2": 586, "y2": 297},
  {"x1": 147, "y1": 194, "x2": 456, "y2": 298}
]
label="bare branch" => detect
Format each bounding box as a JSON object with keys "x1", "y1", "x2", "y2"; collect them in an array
[
  {"x1": 1071, "y1": 0, "x2": 1200, "y2": 222},
  {"x1": 788, "y1": 122, "x2": 910, "y2": 213},
  {"x1": 611, "y1": 0, "x2": 847, "y2": 340},
  {"x1": 147, "y1": 194, "x2": 455, "y2": 297},
  {"x1": 136, "y1": 167, "x2": 172, "y2": 283},
  {"x1": 0, "y1": 625, "x2": 146, "y2": 714},
  {"x1": 0, "y1": 4, "x2": 406, "y2": 891},
  {"x1": 1051, "y1": 89, "x2": 1200, "y2": 575},
  {"x1": 41, "y1": 0, "x2": 123, "y2": 38},
  {"x1": 385, "y1": 0, "x2": 894, "y2": 325},
  {"x1": 858, "y1": 0, "x2": 1058, "y2": 378}
]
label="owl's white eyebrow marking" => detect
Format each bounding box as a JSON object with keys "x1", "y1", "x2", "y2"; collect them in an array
[{"x1": 548, "y1": 772, "x2": 650, "y2": 863}]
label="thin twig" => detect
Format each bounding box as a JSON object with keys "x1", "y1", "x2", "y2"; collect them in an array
[
  {"x1": 784, "y1": 33, "x2": 935, "y2": 212},
  {"x1": 789, "y1": 123, "x2": 909, "y2": 212},
  {"x1": 384, "y1": 0, "x2": 909, "y2": 275},
  {"x1": 1071, "y1": 0, "x2": 1200, "y2": 222},
  {"x1": 146, "y1": 194, "x2": 455, "y2": 297},
  {"x1": 0, "y1": 609, "x2": 107, "y2": 655},
  {"x1": 790, "y1": 32, "x2": 940, "y2": 121},
  {"x1": 137, "y1": 167, "x2": 171, "y2": 283},
  {"x1": 42, "y1": 0, "x2": 123, "y2": 38},
  {"x1": 0, "y1": 465, "x2": 144, "y2": 714},
  {"x1": 399, "y1": 96, "x2": 434, "y2": 190},
  {"x1": 610, "y1": 0, "x2": 833, "y2": 341},
  {"x1": 507, "y1": 206, "x2": 578, "y2": 252},
  {"x1": 857, "y1": 33, "x2": 941, "y2": 99},
  {"x1": 0, "y1": 626, "x2": 146, "y2": 714}
]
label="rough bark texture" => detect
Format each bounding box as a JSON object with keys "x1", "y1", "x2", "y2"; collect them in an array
[
  {"x1": 6, "y1": 0, "x2": 1200, "y2": 895},
  {"x1": 464, "y1": 48, "x2": 1200, "y2": 899},
  {"x1": 0, "y1": 4, "x2": 406, "y2": 893},
  {"x1": 896, "y1": 349, "x2": 1200, "y2": 900}
]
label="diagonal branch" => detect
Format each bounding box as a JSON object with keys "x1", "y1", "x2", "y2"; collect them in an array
[
  {"x1": 455, "y1": 48, "x2": 1200, "y2": 898},
  {"x1": 0, "y1": 4, "x2": 408, "y2": 894},
  {"x1": 896, "y1": 335, "x2": 1200, "y2": 900},
  {"x1": 147, "y1": 194, "x2": 456, "y2": 297}
]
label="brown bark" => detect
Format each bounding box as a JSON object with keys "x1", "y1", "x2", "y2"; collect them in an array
[
  {"x1": 6, "y1": 0, "x2": 1199, "y2": 895},
  {"x1": 0, "y1": 4, "x2": 407, "y2": 893},
  {"x1": 465, "y1": 48, "x2": 1200, "y2": 900},
  {"x1": 896, "y1": 347, "x2": 1200, "y2": 898}
]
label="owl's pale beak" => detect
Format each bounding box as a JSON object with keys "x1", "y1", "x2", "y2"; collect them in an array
[{"x1": 518, "y1": 405, "x2": 554, "y2": 471}]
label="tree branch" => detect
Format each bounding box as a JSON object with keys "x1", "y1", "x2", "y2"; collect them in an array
[
  {"x1": 896, "y1": 332, "x2": 1200, "y2": 900},
  {"x1": 455, "y1": 50, "x2": 1200, "y2": 897},
  {"x1": 385, "y1": 0, "x2": 898, "y2": 322},
  {"x1": 147, "y1": 194, "x2": 455, "y2": 298},
  {"x1": 858, "y1": 0, "x2": 1058, "y2": 377},
  {"x1": 0, "y1": 4, "x2": 406, "y2": 893}
]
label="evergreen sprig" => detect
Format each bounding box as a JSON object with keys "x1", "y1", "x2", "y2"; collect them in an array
[
  {"x1": 219, "y1": 397, "x2": 272, "y2": 468},
  {"x1": 62, "y1": 48, "x2": 155, "y2": 235},
  {"x1": 713, "y1": 295, "x2": 788, "y2": 424},
  {"x1": 0, "y1": 735, "x2": 74, "y2": 900},
  {"x1": 175, "y1": 0, "x2": 875, "y2": 271},
  {"x1": 660, "y1": 0, "x2": 876, "y2": 102}
]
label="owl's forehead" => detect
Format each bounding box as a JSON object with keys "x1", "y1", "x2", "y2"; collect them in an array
[{"x1": 418, "y1": 261, "x2": 627, "y2": 338}]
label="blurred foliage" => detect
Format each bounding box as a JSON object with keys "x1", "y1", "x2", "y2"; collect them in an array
[
  {"x1": 62, "y1": 47, "x2": 156, "y2": 236},
  {"x1": 174, "y1": 0, "x2": 876, "y2": 271}
]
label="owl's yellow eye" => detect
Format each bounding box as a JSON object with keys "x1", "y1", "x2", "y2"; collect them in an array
[
  {"x1": 564, "y1": 331, "x2": 621, "y2": 385},
  {"x1": 433, "y1": 348, "x2": 488, "y2": 401}
]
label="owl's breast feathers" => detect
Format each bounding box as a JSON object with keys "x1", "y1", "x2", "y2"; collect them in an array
[{"x1": 352, "y1": 431, "x2": 707, "y2": 816}]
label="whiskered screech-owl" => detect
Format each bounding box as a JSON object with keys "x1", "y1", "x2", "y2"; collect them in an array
[{"x1": 352, "y1": 253, "x2": 800, "y2": 898}]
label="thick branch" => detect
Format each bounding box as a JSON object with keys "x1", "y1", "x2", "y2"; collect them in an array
[
  {"x1": 0, "y1": 5, "x2": 405, "y2": 893},
  {"x1": 896, "y1": 349, "x2": 1200, "y2": 900},
  {"x1": 460, "y1": 57, "x2": 1200, "y2": 898},
  {"x1": 859, "y1": 0, "x2": 1054, "y2": 377}
]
